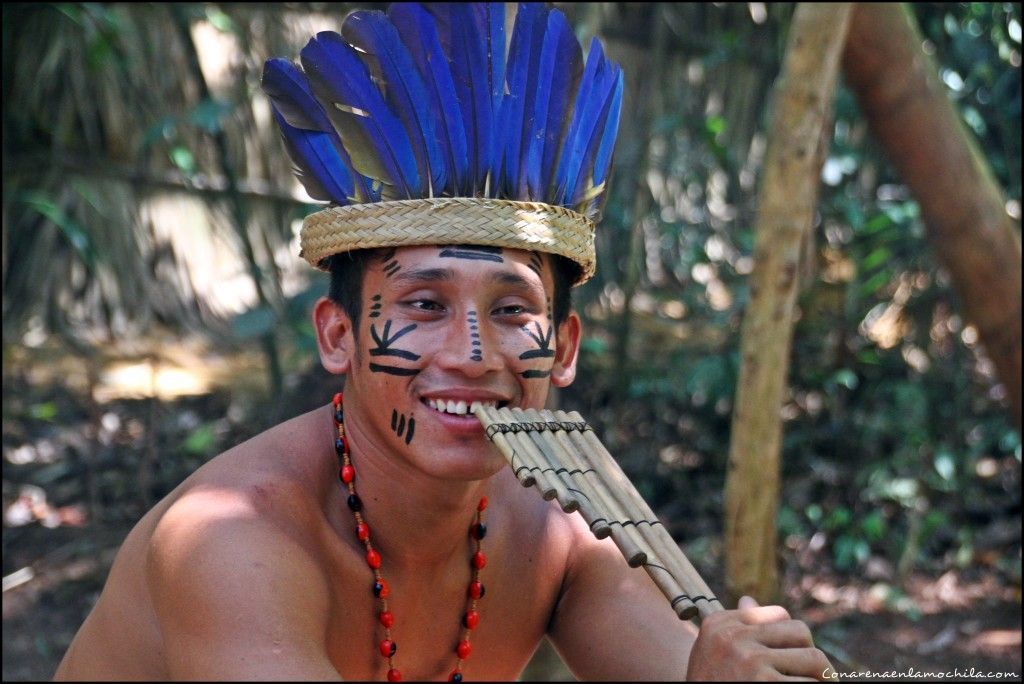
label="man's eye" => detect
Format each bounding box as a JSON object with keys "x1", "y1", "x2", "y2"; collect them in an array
[
  {"x1": 409, "y1": 299, "x2": 444, "y2": 312},
  {"x1": 494, "y1": 304, "x2": 529, "y2": 316}
]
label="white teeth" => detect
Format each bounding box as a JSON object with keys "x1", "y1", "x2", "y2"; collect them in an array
[{"x1": 425, "y1": 399, "x2": 498, "y2": 414}]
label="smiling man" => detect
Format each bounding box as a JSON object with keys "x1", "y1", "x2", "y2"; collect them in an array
[{"x1": 54, "y1": 3, "x2": 831, "y2": 681}]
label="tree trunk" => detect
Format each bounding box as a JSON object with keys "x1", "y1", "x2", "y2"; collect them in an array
[
  {"x1": 724, "y1": 3, "x2": 853, "y2": 605},
  {"x1": 842, "y1": 3, "x2": 1023, "y2": 428}
]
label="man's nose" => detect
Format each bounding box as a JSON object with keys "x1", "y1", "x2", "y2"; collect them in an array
[{"x1": 436, "y1": 309, "x2": 501, "y2": 377}]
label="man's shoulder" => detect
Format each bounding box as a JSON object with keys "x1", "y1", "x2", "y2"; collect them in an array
[
  {"x1": 162, "y1": 404, "x2": 332, "y2": 517},
  {"x1": 143, "y1": 404, "x2": 336, "y2": 589}
]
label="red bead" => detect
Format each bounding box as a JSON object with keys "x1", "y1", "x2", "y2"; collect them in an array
[
  {"x1": 357, "y1": 522, "x2": 370, "y2": 541},
  {"x1": 379, "y1": 639, "x2": 397, "y2": 657},
  {"x1": 468, "y1": 581, "x2": 485, "y2": 599},
  {"x1": 341, "y1": 464, "x2": 355, "y2": 483},
  {"x1": 333, "y1": 392, "x2": 343, "y2": 407},
  {"x1": 456, "y1": 640, "x2": 472, "y2": 659},
  {"x1": 463, "y1": 610, "x2": 479, "y2": 629},
  {"x1": 367, "y1": 549, "x2": 381, "y2": 569},
  {"x1": 379, "y1": 610, "x2": 394, "y2": 628},
  {"x1": 477, "y1": 496, "x2": 488, "y2": 512},
  {"x1": 374, "y1": 579, "x2": 390, "y2": 598},
  {"x1": 472, "y1": 551, "x2": 486, "y2": 569},
  {"x1": 387, "y1": 668, "x2": 402, "y2": 681}
]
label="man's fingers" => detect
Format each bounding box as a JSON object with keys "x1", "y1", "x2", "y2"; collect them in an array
[
  {"x1": 753, "y1": 619, "x2": 815, "y2": 648},
  {"x1": 737, "y1": 595, "x2": 759, "y2": 610},
  {"x1": 738, "y1": 602, "x2": 791, "y2": 625},
  {"x1": 768, "y1": 646, "x2": 834, "y2": 680}
]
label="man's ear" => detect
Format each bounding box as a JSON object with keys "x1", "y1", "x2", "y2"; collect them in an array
[
  {"x1": 314, "y1": 296, "x2": 355, "y2": 375},
  {"x1": 550, "y1": 310, "x2": 581, "y2": 388}
]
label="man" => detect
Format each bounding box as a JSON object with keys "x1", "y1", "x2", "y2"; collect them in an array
[{"x1": 55, "y1": 4, "x2": 831, "y2": 680}]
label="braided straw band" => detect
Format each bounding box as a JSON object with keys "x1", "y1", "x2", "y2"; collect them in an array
[{"x1": 301, "y1": 198, "x2": 596, "y2": 285}]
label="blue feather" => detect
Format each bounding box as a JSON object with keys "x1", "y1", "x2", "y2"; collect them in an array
[
  {"x1": 389, "y1": 3, "x2": 469, "y2": 195},
  {"x1": 300, "y1": 30, "x2": 418, "y2": 198},
  {"x1": 552, "y1": 38, "x2": 608, "y2": 205},
  {"x1": 589, "y1": 66, "x2": 623, "y2": 192},
  {"x1": 342, "y1": 10, "x2": 446, "y2": 196},
  {"x1": 262, "y1": 58, "x2": 376, "y2": 203},
  {"x1": 500, "y1": 3, "x2": 549, "y2": 199},
  {"x1": 266, "y1": 3, "x2": 624, "y2": 222},
  {"x1": 271, "y1": 105, "x2": 354, "y2": 204},
  {"x1": 526, "y1": 10, "x2": 582, "y2": 201},
  {"x1": 442, "y1": 4, "x2": 493, "y2": 195},
  {"x1": 567, "y1": 58, "x2": 619, "y2": 208},
  {"x1": 476, "y1": 3, "x2": 506, "y2": 116},
  {"x1": 503, "y1": 3, "x2": 552, "y2": 200}
]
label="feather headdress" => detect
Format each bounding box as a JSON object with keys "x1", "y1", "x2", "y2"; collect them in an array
[{"x1": 263, "y1": 2, "x2": 623, "y2": 284}]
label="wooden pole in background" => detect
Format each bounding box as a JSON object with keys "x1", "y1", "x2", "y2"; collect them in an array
[
  {"x1": 724, "y1": 3, "x2": 853, "y2": 604},
  {"x1": 842, "y1": 3, "x2": 1022, "y2": 428}
]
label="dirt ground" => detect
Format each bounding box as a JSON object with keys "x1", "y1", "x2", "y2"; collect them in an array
[
  {"x1": 2, "y1": 346, "x2": 1020, "y2": 681},
  {"x1": 3, "y1": 519, "x2": 1020, "y2": 681}
]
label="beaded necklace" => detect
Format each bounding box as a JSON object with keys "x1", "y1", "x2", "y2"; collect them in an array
[{"x1": 332, "y1": 393, "x2": 487, "y2": 682}]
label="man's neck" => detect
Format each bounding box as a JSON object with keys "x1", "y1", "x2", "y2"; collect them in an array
[{"x1": 325, "y1": 403, "x2": 491, "y2": 571}]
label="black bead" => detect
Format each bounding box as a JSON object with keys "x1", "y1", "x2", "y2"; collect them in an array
[
  {"x1": 347, "y1": 494, "x2": 362, "y2": 512},
  {"x1": 334, "y1": 409, "x2": 344, "y2": 424},
  {"x1": 472, "y1": 523, "x2": 487, "y2": 540},
  {"x1": 478, "y1": 584, "x2": 486, "y2": 599},
  {"x1": 335, "y1": 437, "x2": 346, "y2": 456},
  {"x1": 373, "y1": 580, "x2": 384, "y2": 597},
  {"x1": 452, "y1": 674, "x2": 463, "y2": 683},
  {"x1": 388, "y1": 641, "x2": 397, "y2": 657}
]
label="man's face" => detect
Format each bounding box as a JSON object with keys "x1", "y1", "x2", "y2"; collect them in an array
[{"x1": 332, "y1": 245, "x2": 580, "y2": 480}]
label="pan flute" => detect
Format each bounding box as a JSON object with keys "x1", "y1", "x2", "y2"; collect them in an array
[{"x1": 474, "y1": 405, "x2": 724, "y2": 621}]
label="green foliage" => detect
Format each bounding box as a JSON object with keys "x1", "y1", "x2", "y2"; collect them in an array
[{"x1": 1, "y1": 2, "x2": 1018, "y2": 587}]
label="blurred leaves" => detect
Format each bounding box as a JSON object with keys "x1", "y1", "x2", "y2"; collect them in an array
[{"x1": 1, "y1": 2, "x2": 1019, "y2": 591}]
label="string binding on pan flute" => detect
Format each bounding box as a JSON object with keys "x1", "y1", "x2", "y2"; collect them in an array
[{"x1": 474, "y1": 405, "x2": 725, "y2": 621}]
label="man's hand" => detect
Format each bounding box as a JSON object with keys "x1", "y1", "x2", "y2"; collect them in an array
[{"x1": 686, "y1": 596, "x2": 832, "y2": 681}]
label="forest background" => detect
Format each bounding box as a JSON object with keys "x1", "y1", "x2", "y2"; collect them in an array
[{"x1": 2, "y1": 2, "x2": 1020, "y2": 680}]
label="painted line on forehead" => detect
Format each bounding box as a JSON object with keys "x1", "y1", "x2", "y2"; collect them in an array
[
  {"x1": 439, "y1": 245, "x2": 504, "y2": 262},
  {"x1": 383, "y1": 261, "x2": 401, "y2": 277},
  {"x1": 528, "y1": 252, "x2": 543, "y2": 277}
]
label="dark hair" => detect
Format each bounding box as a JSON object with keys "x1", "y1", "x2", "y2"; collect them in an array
[{"x1": 326, "y1": 248, "x2": 577, "y2": 334}]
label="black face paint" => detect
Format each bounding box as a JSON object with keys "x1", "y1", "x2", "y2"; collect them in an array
[
  {"x1": 370, "y1": 321, "x2": 421, "y2": 360},
  {"x1": 439, "y1": 245, "x2": 504, "y2": 262},
  {"x1": 370, "y1": 364, "x2": 420, "y2": 376},
  {"x1": 518, "y1": 322, "x2": 554, "y2": 360},
  {"x1": 368, "y1": 320, "x2": 422, "y2": 375},
  {"x1": 380, "y1": 248, "x2": 401, "y2": 277},
  {"x1": 528, "y1": 252, "x2": 543, "y2": 277},
  {"x1": 369, "y1": 294, "x2": 382, "y2": 319},
  {"x1": 391, "y1": 409, "x2": 416, "y2": 445},
  {"x1": 468, "y1": 310, "x2": 482, "y2": 362},
  {"x1": 521, "y1": 369, "x2": 552, "y2": 379}
]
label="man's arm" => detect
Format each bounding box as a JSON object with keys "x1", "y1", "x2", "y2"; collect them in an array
[
  {"x1": 547, "y1": 519, "x2": 830, "y2": 681},
  {"x1": 147, "y1": 488, "x2": 342, "y2": 680}
]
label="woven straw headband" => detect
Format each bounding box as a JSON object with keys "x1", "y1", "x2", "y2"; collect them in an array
[{"x1": 300, "y1": 197, "x2": 596, "y2": 285}]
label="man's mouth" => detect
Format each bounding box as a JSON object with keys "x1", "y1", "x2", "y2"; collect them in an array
[{"x1": 422, "y1": 398, "x2": 509, "y2": 416}]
